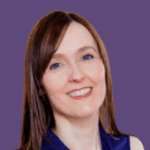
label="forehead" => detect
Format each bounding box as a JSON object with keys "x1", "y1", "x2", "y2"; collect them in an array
[{"x1": 54, "y1": 22, "x2": 98, "y2": 55}]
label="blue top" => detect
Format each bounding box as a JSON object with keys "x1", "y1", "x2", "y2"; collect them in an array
[{"x1": 41, "y1": 122, "x2": 130, "y2": 150}]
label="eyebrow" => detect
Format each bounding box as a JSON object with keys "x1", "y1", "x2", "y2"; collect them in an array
[{"x1": 52, "y1": 46, "x2": 98, "y2": 59}]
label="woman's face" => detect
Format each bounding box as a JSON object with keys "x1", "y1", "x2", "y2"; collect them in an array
[{"x1": 42, "y1": 22, "x2": 106, "y2": 119}]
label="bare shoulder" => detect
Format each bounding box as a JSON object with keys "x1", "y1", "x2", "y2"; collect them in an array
[{"x1": 129, "y1": 136, "x2": 145, "y2": 150}]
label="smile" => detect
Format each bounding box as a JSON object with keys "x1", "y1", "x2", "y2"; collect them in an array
[{"x1": 67, "y1": 87, "x2": 93, "y2": 100}]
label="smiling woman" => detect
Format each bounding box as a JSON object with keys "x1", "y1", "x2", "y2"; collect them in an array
[{"x1": 16, "y1": 10, "x2": 144, "y2": 150}]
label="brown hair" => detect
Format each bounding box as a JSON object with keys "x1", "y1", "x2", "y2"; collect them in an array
[{"x1": 16, "y1": 10, "x2": 135, "y2": 150}]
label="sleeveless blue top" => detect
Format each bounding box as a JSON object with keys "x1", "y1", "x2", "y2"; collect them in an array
[{"x1": 41, "y1": 122, "x2": 130, "y2": 150}]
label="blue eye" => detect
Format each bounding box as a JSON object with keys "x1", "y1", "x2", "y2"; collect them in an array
[
  {"x1": 50, "y1": 54, "x2": 94, "y2": 70},
  {"x1": 82, "y1": 54, "x2": 93, "y2": 60},
  {"x1": 50, "y1": 63, "x2": 61, "y2": 70}
]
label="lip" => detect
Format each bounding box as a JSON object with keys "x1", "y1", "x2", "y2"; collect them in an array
[
  {"x1": 66, "y1": 86, "x2": 92, "y2": 95},
  {"x1": 68, "y1": 87, "x2": 93, "y2": 100}
]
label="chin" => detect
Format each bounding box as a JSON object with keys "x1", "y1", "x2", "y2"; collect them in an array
[{"x1": 70, "y1": 108, "x2": 99, "y2": 119}]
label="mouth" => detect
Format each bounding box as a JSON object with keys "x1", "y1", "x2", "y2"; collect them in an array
[
  {"x1": 66, "y1": 86, "x2": 92, "y2": 95},
  {"x1": 66, "y1": 87, "x2": 93, "y2": 100}
]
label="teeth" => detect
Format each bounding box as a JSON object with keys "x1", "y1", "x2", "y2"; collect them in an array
[{"x1": 69, "y1": 88, "x2": 92, "y2": 97}]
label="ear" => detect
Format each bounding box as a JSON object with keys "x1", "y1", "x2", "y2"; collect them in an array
[{"x1": 130, "y1": 136, "x2": 144, "y2": 150}]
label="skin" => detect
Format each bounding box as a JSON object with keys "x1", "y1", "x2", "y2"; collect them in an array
[{"x1": 42, "y1": 22, "x2": 106, "y2": 150}]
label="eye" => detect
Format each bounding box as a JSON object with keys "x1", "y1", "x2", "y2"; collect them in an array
[
  {"x1": 82, "y1": 54, "x2": 94, "y2": 60},
  {"x1": 50, "y1": 54, "x2": 94, "y2": 70},
  {"x1": 50, "y1": 63, "x2": 61, "y2": 70}
]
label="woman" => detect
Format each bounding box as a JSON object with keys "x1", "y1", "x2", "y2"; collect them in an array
[{"x1": 16, "y1": 10, "x2": 144, "y2": 150}]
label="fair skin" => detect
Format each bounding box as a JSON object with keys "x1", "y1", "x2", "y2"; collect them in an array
[
  {"x1": 42, "y1": 22, "x2": 106, "y2": 150},
  {"x1": 130, "y1": 136, "x2": 145, "y2": 150}
]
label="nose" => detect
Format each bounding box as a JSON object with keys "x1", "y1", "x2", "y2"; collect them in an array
[{"x1": 68, "y1": 63, "x2": 85, "y2": 83}]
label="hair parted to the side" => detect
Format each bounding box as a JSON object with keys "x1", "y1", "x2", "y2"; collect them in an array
[{"x1": 16, "y1": 10, "x2": 135, "y2": 150}]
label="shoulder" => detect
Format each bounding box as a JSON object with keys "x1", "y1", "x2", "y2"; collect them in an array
[{"x1": 129, "y1": 136, "x2": 145, "y2": 150}]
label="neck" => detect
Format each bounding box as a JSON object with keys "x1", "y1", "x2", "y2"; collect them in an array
[{"x1": 51, "y1": 110, "x2": 102, "y2": 150}]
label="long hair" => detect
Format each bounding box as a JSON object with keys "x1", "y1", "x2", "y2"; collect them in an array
[{"x1": 16, "y1": 10, "x2": 135, "y2": 150}]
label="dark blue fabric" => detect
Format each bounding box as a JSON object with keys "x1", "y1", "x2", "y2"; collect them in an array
[{"x1": 41, "y1": 122, "x2": 130, "y2": 150}]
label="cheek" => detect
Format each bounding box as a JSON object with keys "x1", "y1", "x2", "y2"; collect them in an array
[
  {"x1": 42, "y1": 76, "x2": 64, "y2": 104},
  {"x1": 88, "y1": 61, "x2": 106, "y2": 100},
  {"x1": 87, "y1": 60, "x2": 105, "y2": 82},
  {"x1": 44, "y1": 72, "x2": 67, "y2": 94}
]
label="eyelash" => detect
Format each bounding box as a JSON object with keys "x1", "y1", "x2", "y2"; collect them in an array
[{"x1": 50, "y1": 54, "x2": 94, "y2": 70}]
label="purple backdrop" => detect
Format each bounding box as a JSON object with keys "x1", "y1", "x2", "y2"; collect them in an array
[{"x1": 0, "y1": 1, "x2": 149, "y2": 150}]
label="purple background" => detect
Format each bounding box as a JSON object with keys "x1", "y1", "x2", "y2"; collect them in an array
[{"x1": 0, "y1": 1, "x2": 149, "y2": 150}]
